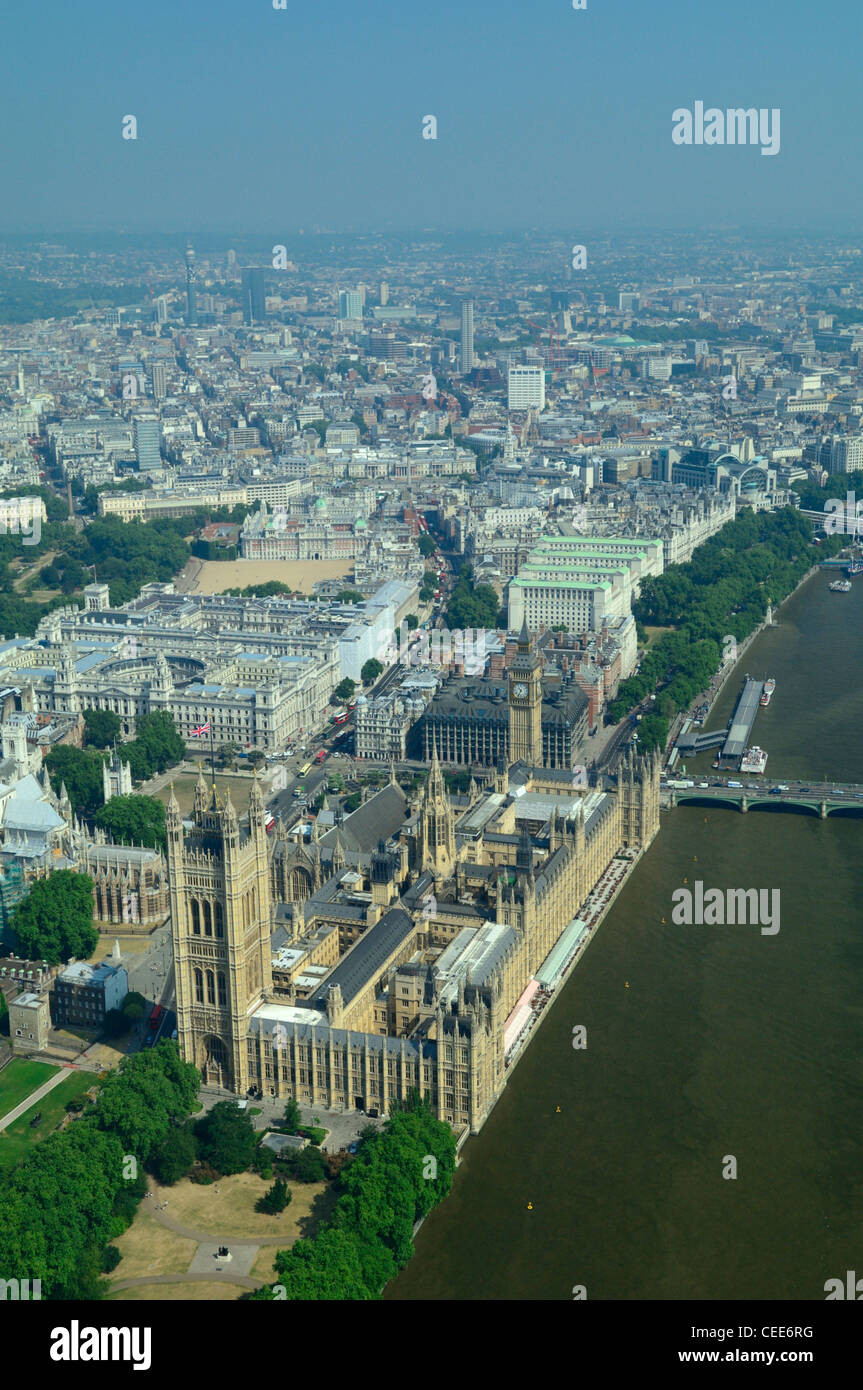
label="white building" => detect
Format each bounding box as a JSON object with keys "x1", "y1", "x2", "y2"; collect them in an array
[{"x1": 508, "y1": 365, "x2": 545, "y2": 411}]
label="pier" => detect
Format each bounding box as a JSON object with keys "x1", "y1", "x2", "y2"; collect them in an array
[{"x1": 675, "y1": 675, "x2": 766, "y2": 767}]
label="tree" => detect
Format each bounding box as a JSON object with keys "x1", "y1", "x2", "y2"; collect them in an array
[
  {"x1": 418, "y1": 534, "x2": 435, "y2": 558},
  {"x1": 83, "y1": 709, "x2": 122, "y2": 749},
  {"x1": 256, "y1": 1176, "x2": 292, "y2": 1214},
  {"x1": 150, "y1": 1124, "x2": 197, "y2": 1185},
  {"x1": 195, "y1": 1101, "x2": 256, "y2": 1176},
  {"x1": 292, "y1": 1145, "x2": 326, "y2": 1183},
  {"x1": 361, "y1": 658, "x2": 383, "y2": 686},
  {"x1": 334, "y1": 678, "x2": 356, "y2": 703},
  {"x1": 95, "y1": 794, "x2": 166, "y2": 852},
  {"x1": 122, "y1": 991, "x2": 147, "y2": 1023},
  {"x1": 217, "y1": 742, "x2": 240, "y2": 770},
  {"x1": 45, "y1": 745, "x2": 108, "y2": 818},
  {"x1": 102, "y1": 1008, "x2": 131, "y2": 1039},
  {"x1": 405, "y1": 614, "x2": 419, "y2": 631},
  {"x1": 283, "y1": 1097, "x2": 302, "y2": 1133},
  {"x1": 11, "y1": 870, "x2": 97, "y2": 964},
  {"x1": 95, "y1": 1043, "x2": 201, "y2": 1164},
  {"x1": 123, "y1": 711, "x2": 185, "y2": 779}
]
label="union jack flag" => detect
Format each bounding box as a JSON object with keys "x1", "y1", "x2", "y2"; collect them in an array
[{"x1": 191, "y1": 721, "x2": 210, "y2": 738}]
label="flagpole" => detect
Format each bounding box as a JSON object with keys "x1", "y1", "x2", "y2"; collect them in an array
[{"x1": 209, "y1": 717, "x2": 216, "y2": 788}]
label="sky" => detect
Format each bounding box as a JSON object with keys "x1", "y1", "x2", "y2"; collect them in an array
[{"x1": 1, "y1": 0, "x2": 860, "y2": 235}]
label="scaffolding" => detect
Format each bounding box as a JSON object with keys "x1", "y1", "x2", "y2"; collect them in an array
[{"x1": 0, "y1": 861, "x2": 26, "y2": 937}]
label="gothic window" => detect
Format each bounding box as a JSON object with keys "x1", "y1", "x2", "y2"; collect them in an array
[
  {"x1": 191, "y1": 899, "x2": 200, "y2": 935},
  {"x1": 203, "y1": 900, "x2": 212, "y2": 936},
  {"x1": 194, "y1": 968, "x2": 204, "y2": 1003},
  {"x1": 214, "y1": 901, "x2": 224, "y2": 938},
  {"x1": 206, "y1": 970, "x2": 215, "y2": 1004},
  {"x1": 218, "y1": 972, "x2": 227, "y2": 1006}
]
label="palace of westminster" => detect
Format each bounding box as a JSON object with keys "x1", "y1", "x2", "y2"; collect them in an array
[{"x1": 167, "y1": 625, "x2": 660, "y2": 1134}]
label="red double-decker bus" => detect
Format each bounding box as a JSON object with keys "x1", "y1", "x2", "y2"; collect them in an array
[
  {"x1": 149, "y1": 1004, "x2": 163, "y2": 1033},
  {"x1": 314, "y1": 748, "x2": 327, "y2": 763}
]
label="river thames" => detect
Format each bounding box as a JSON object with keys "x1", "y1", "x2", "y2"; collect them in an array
[{"x1": 389, "y1": 569, "x2": 863, "y2": 1300}]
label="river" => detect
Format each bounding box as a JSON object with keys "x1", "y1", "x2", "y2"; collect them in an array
[{"x1": 388, "y1": 569, "x2": 863, "y2": 1300}]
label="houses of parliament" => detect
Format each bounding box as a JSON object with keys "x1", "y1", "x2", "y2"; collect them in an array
[{"x1": 167, "y1": 625, "x2": 660, "y2": 1134}]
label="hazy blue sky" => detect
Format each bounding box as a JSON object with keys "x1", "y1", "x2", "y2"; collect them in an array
[{"x1": 1, "y1": 0, "x2": 859, "y2": 233}]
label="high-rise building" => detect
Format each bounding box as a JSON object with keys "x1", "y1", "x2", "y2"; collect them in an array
[
  {"x1": 461, "y1": 299, "x2": 475, "y2": 372},
  {"x1": 151, "y1": 363, "x2": 167, "y2": 400},
  {"x1": 379, "y1": 280, "x2": 389, "y2": 306},
  {"x1": 154, "y1": 295, "x2": 169, "y2": 324},
  {"x1": 338, "y1": 288, "x2": 363, "y2": 321},
  {"x1": 133, "y1": 416, "x2": 162, "y2": 473},
  {"x1": 227, "y1": 248, "x2": 237, "y2": 271},
  {"x1": 508, "y1": 364, "x2": 545, "y2": 411},
  {"x1": 184, "y1": 241, "x2": 197, "y2": 325},
  {"x1": 242, "y1": 268, "x2": 267, "y2": 324}
]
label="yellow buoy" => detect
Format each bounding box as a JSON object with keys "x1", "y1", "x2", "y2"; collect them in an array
[
  {"x1": 625, "y1": 981, "x2": 630, "y2": 988},
  {"x1": 693, "y1": 855, "x2": 698, "y2": 863},
  {"x1": 527, "y1": 1201, "x2": 534, "y2": 1210},
  {"x1": 683, "y1": 877, "x2": 688, "y2": 885},
  {"x1": 661, "y1": 916, "x2": 666, "y2": 924}
]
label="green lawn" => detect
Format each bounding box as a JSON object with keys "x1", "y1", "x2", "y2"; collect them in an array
[
  {"x1": 0, "y1": 1071, "x2": 95, "y2": 1173},
  {"x1": 0, "y1": 1057, "x2": 59, "y2": 1115}
]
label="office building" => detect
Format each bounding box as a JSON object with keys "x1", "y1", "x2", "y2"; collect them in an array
[
  {"x1": 133, "y1": 416, "x2": 162, "y2": 473},
  {"x1": 508, "y1": 364, "x2": 545, "y2": 411},
  {"x1": 338, "y1": 289, "x2": 363, "y2": 321},
  {"x1": 461, "y1": 299, "x2": 475, "y2": 372},
  {"x1": 151, "y1": 363, "x2": 167, "y2": 400},
  {"x1": 242, "y1": 268, "x2": 267, "y2": 325}
]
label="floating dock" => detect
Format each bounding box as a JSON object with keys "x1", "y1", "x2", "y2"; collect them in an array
[{"x1": 717, "y1": 678, "x2": 765, "y2": 767}]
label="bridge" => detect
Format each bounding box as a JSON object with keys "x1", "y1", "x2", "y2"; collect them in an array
[{"x1": 663, "y1": 779, "x2": 863, "y2": 818}]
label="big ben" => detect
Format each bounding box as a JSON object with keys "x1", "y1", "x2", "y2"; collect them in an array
[{"x1": 508, "y1": 618, "x2": 543, "y2": 766}]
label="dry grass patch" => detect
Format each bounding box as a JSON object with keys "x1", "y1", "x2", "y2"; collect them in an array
[
  {"x1": 148, "y1": 1171, "x2": 331, "y2": 1240},
  {"x1": 107, "y1": 1203, "x2": 197, "y2": 1281},
  {"x1": 191, "y1": 559, "x2": 355, "y2": 594},
  {"x1": 108, "y1": 1281, "x2": 244, "y2": 1301},
  {"x1": 152, "y1": 775, "x2": 253, "y2": 818}
]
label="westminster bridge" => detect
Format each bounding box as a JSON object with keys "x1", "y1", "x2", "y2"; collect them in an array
[{"x1": 663, "y1": 779, "x2": 863, "y2": 818}]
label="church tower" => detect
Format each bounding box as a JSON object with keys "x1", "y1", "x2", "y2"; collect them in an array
[
  {"x1": 167, "y1": 773, "x2": 272, "y2": 1095},
  {"x1": 417, "y1": 745, "x2": 456, "y2": 879},
  {"x1": 507, "y1": 618, "x2": 542, "y2": 766}
]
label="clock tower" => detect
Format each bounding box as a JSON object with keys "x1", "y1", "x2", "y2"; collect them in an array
[{"x1": 508, "y1": 619, "x2": 543, "y2": 766}]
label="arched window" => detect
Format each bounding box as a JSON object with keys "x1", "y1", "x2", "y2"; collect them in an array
[
  {"x1": 251, "y1": 885, "x2": 257, "y2": 921},
  {"x1": 194, "y1": 968, "x2": 204, "y2": 1004},
  {"x1": 214, "y1": 901, "x2": 224, "y2": 938},
  {"x1": 191, "y1": 899, "x2": 200, "y2": 935},
  {"x1": 203, "y1": 900, "x2": 212, "y2": 936},
  {"x1": 218, "y1": 972, "x2": 227, "y2": 1006},
  {"x1": 206, "y1": 970, "x2": 215, "y2": 1004}
]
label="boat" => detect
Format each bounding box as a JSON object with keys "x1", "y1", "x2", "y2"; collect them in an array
[
  {"x1": 846, "y1": 561, "x2": 863, "y2": 576},
  {"x1": 740, "y1": 745, "x2": 768, "y2": 775},
  {"x1": 760, "y1": 678, "x2": 776, "y2": 707},
  {"x1": 829, "y1": 579, "x2": 852, "y2": 593}
]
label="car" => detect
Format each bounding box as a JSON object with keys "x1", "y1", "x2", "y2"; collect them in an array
[
  {"x1": 348, "y1": 1141, "x2": 358, "y2": 1154},
  {"x1": 697, "y1": 782, "x2": 709, "y2": 788}
]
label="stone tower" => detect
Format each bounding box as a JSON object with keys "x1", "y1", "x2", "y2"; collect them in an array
[
  {"x1": 507, "y1": 618, "x2": 542, "y2": 766},
  {"x1": 166, "y1": 771, "x2": 272, "y2": 1094},
  {"x1": 417, "y1": 745, "x2": 456, "y2": 880}
]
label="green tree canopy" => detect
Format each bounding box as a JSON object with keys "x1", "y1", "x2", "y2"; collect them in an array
[
  {"x1": 11, "y1": 870, "x2": 96, "y2": 964},
  {"x1": 95, "y1": 793, "x2": 167, "y2": 851},
  {"x1": 45, "y1": 745, "x2": 108, "y2": 818},
  {"x1": 195, "y1": 1101, "x2": 257, "y2": 1176},
  {"x1": 83, "y1": 708, "x2": 122, "y2": 749},
  {"x1": 150, "y1": 1123, "x2": 197, "y2": 1186},
  {"x1": 334, "y1": 677, "x2": 356, "y2": 702},
  {"x1": 360, "y1": 658, "x2": 383, "y2": 685}
]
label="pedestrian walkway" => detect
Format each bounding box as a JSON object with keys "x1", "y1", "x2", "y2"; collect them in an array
[{"x1": 0, "y1": 1066, "x2": 70, "y2": 1130}]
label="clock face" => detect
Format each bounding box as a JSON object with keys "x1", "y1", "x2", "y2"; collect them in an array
[{"x1": 512, "y1": 681, "x2": 528, "y2": 700}]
